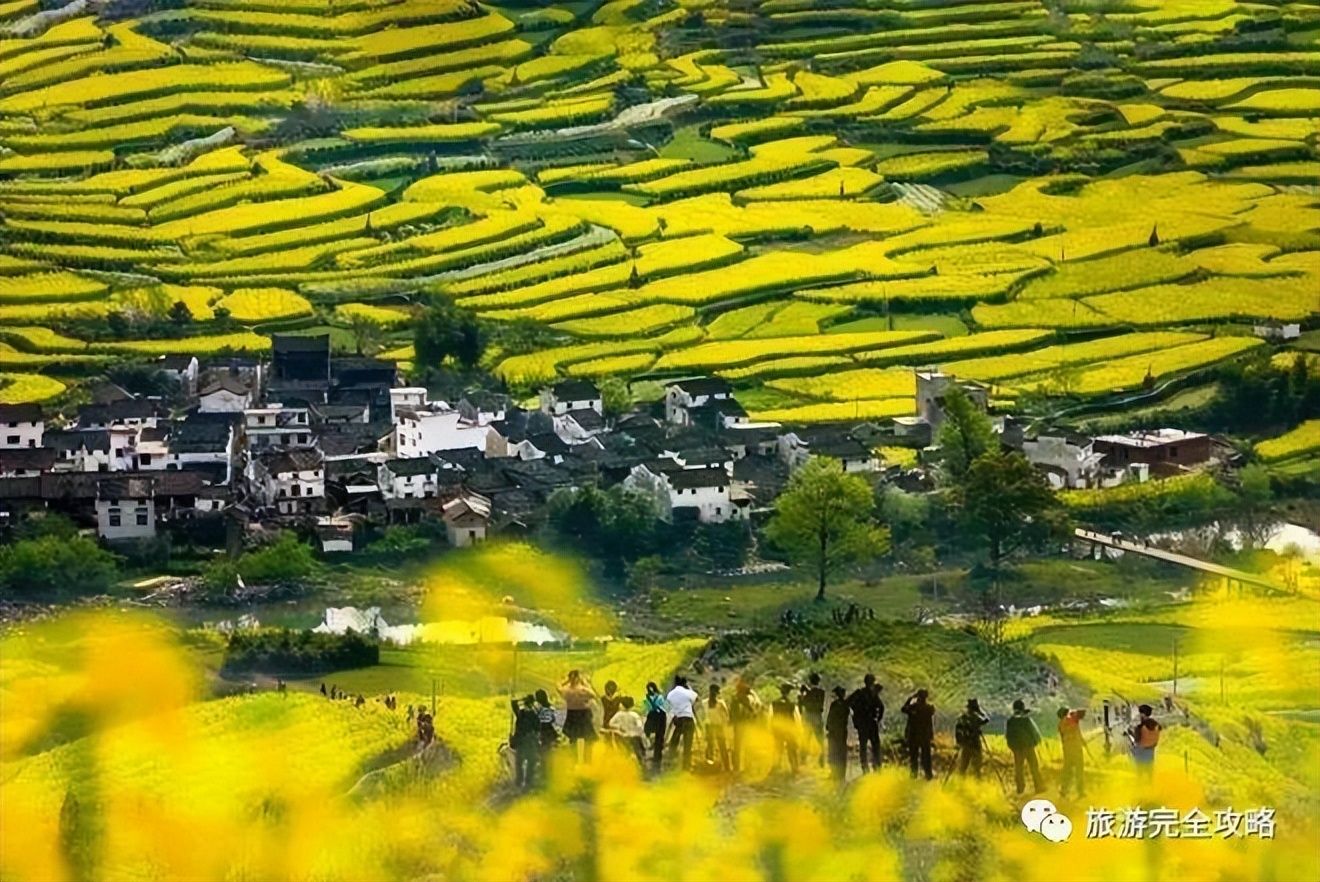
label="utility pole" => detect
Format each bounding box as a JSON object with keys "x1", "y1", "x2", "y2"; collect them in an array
[{"x1": 1172, "y1": 636, "x2": 1180, "y2": 698}]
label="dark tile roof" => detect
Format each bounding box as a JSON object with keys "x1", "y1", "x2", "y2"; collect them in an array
[
  {"x1": 677, "y1": 446, "x2": 733, "y2": 467},
  {"x1": 0, "y1": 476, "x2": 41, "y2": 500},
  {"x1": 565, "y1": 408, "x2": 604, "y2": 431},
  {"x1": 155, "y1": 470, "x2": 205, "y2": 496},
  {"x1": 433, "y1": 447, "x2": 484, "y2": 471},
  {"x1": 381, "y1": 457, "x2": 439, "y2": 477},
  {"x1": 40, "y1": 472, "x2": 99, "y2": 501},
  {"x1": 44, "y1": 429, "x2": 110, "y2": 452},
  {"x1": 272, "y1": 334, "x2": 330, "y2": 354},
  {"x1": 550, "y1": 379, "x2": 599, "y2": 401},
  {"x1": 670, "y1": 377, "x2": 732, "y2": 397},
  {"x1": 178, "y1": 462, "x2": 229, "y2": 486},
  {"x1": 157, "y1": 354, "x2": 196, "y2": 371},
  {"x1": 0, "y1": 403, "x2": 43, "y2": 423},
  {"x1": 77, "y1": 398, "x2": 165, "y2": 425},
  {"x1": 0, "y1": 448, "x2": 56, "y2": 472},
  {"x1": 200, "y1": 375, "x2": 250, "y2": 396},
  {"x1": 172, "y1": 419, "x2": 232, "y2": 454},
  {"x1": 139, "y1": 425, "x2": 171, "y2": 443},
  {"x1": 526, "y1": 433, "x2": 569, "y2": 456},
  {"x1": 668, "y1": 467, "x2": 729, "y2": 490},
  {"x1": 259, "y1": 448, "x2": 323, "y2": 474}
]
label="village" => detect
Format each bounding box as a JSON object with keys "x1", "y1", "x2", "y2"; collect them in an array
[{"x1": 0, "y1": 332, "x2": 1232, "y2": 560}]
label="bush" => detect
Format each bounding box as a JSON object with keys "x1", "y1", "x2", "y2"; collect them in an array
[
  {"x1": 0, "y1": 535, "x2": 119, "y2": 599},
  {"x1": 221, "y1": 628, "x2": 380, "y2": 675},
  {"x1": 203, "y1": 532, "x2": 316, "y2": 594}
]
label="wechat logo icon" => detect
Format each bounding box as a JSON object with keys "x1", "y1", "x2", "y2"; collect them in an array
[{"x1": 1021, "y1": 798, "x2": 1073, "y2": 843}]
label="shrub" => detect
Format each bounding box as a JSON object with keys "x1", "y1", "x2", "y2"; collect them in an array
[
  {"x1": 0, "y1": 535, "x2": 119, "y2": 599},
  {"x1": 221, "y1": 628, "x2": 380, "y2": 675}
]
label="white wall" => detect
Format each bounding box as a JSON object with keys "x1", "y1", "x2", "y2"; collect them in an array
[
  {"x1": 1, "y1": 420, "x2": 42, "y2": 449},
  {"x1": 199, "y1": 388, "x2": 251, "y2": 413},
  {"x1": 395, "y1": 410, "x2": 489, "y2": 458},
  {"x1": 96, "y1": 498, "x2": 156, "y2": 541}
]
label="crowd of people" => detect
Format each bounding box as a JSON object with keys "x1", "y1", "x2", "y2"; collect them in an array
[{"x1": 499, "y1": 670, "x2": 1167, "y2": 794}]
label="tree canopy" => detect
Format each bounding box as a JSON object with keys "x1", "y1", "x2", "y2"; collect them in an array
[
  {"x1": 765, "y1": 458, "x2": 889, "y2": 601},
  {"x1": 414, "y1": 299, "x2": 484, "y2": 370},
  {"x1": 954, "y1": 450, "x2": 1063, "y2": 574},
  {"x1": 935, "y1": 386, "x2": 995, "y2": 485}
]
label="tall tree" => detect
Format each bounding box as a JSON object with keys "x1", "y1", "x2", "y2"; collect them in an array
[
  {"x1": 599, "y1": 377, "x2": 631, "y2": 420},
  {"x1": 765, "y1": 458, "x2": 889, "y2": 601},
  {"x1": 413, "y1": 299, "x2": 484, "y2": 370},
  {"x1": 955, "y1": 450, "x2": 1062, "y2": 575},
  {"x1": 936, "y1": 386, "x2": 995, "y2": 484},
  {"x1": 1235, "y1": 463, "x2": 1276, "y2": 550}
]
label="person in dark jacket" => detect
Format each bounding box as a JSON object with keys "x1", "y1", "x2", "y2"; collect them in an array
[
  {"x1": 511, "y1": 695, "x2": 541, "y2": 790},
  {"x1": 825, "y1": 686, "x2": 851, "y2": 783},
  {"x1": 847, "y1": 673, "x2": 884, "y2": 772},
  {"x1": 640, "y1": 681, "x2": 669, "y2": 773},
  {"x1": 955, "y1": 698, "x2": 991, "y2": 778},
  {"x1": 1006, "y1": 699, "x2": 1044, "y2": 794},
  {"x1": 799, "y1": 673, "x2": 827, "y2": 767},
  {"x1": 901, "y1": 689, "x2": 936, "y2": 780}
]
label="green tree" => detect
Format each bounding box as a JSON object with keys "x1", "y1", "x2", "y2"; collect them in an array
[
  {"x1": 0, "y1": 535, "x2": 119, "y2": 598},
  {"x1": 168, "y1": 300, "x2": 193, "y2": 327},
  {"x1": 955, "y1": 450, "x2": 1062, "y2": 575},
  {"x1": 765, "y1": 458, "x2": 889, "y2": 601},
  {"x1": 347, "y1": 314, "x2": 383, "y2": 356},
  {"x1": 414, "y1": 299, "x2": 484, "y2": 370},
  {"x1": 935, "y1": 386, "x2": 995, "y2": 484},
  {"x1": 1235, "y1": 463, "x2": 1275, "y2": 549},
  {"x1": 599, "y1": 377, "x2": 631, "y2": 420}
]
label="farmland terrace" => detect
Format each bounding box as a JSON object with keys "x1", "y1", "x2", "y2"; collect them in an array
[{"x1": 1, "y1": 0, "x2": 1318, "y2": 423}]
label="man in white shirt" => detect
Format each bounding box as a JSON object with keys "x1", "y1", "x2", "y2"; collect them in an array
[{"x1": 666, "y1": 675, "x2": 700, "y2": 771}]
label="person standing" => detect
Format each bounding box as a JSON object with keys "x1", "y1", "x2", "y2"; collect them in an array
[
  {"x1": 641, "y1": 682, "x2": 669, "y2": 773},
  {"x1": 825, "y1": 686, "x2": 851, "y2": 783},
  {"x1": 609, "y1": 696, "x2": 647, "y2": 770},
  {"x1": 1006, "y1": 699, "x2": 1045, "y2": 794},
  {"x1": 770, "y1": 683, "x2": 801, "y2": 774},
  {"x1": 600, "y1": 680, "x2": 622, "y2": 751},
  {"x1": 1057, "y1": 706, "x2": 1086, "y2": 797},
  {"x1": 666, "y1": 676, "x2": 700, "y2": 771},
  {"x1": 558, "y1": 670, "x2": 598, "y2": 764},
  {"x1": 704, "y1": 684, "x2": 731, "y2": 771},
  {"x1": 955, "y1": 698, "x2": 990, "y2": 778},
  {"x1": 729, "y1": 677, "x2": 763, "y2": 773},
  {"x1": 511, "y1": 695, "x2": 541, "y2": 790},
  {"x1": 1128, "y1": 704, "x2": 1162, "y2": 778},
  {"x1": 799, "y1": 673, "x2": 827, "y2": 767},
  {"x1": 902, "y1": 689, "x2": 936, "y2": 781},
  {"x1": 535, "y1": 689, "x2": 559, "y2": 762},
  {"x1": 848, "y1": 674, "x2": 884, "y2": 773}
]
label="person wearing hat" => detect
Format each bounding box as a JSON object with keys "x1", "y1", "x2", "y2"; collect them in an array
[
  {"x1": 901, "y1": 688, "x2": 936, "y2": 781},
  {"x1": 1006, "y1": 698, "x2": 1044, "y2": 794},
  {"x1": 954, "y1": 698, "x2": 991, "y2": 778},
  {"x1": 825, "y1": 685, "x2": 852, "y2": 782}
]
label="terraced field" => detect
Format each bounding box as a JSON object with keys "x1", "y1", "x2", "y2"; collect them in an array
[{"x1": 1, "y1": 0, "x2": 1317, "y2": 412}]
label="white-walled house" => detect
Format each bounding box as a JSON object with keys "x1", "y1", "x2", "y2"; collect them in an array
[
  {"x1": 157, "y1": 355, "x2": 200, "y2": 396},
  {"x1": 95, "y1": 475, "x2": 157, "y2": 542},
  {"x1": 394, "y1": 406, "x2": 491, "y2": 458},
  {"x1": 0, "y1": 403, "x2": 44, "y2": 449},
  {"x1": 168, "y1": 414, "x2": 237, "y2": 484},
  {"x1": 45, "y1": 430, "x2": 113, "y2": 472},
  {"x1": 624, "y1": 462, "x2": 740, "y2": 524},
  {"x1": 133, "y1": 426, "x2": 171, "y2": 470},
  {"x1": 246, "y1": 448, "x2": 325, "y2": 515},
  {"x1": 245, "y1": 404, "x2": 313, "y2": 450},
  {"x1": 390, "y1": 387, "x2": 428, "y2": 421},
  {"x1": 540, "y1": 379, "x2": 602, "y2": 416},
  {"x1": 665, "y1": 377, "x2": 733, "y2": 425},
  {"x1": 1020, "y1": 433, "x2": 1108, "y2": 489},
  {"x1": 442, "y1": 492, "x2": 490, "y2": 547},
  {"x1": 198, "y1": 375, "x2": 253, "y2": 413},
  {"x1": 377, "y1": 457, "x2": 441, "y2": 501},
  {"x1": 778, "y1": 429, "x2": 879, "y2": 473}
]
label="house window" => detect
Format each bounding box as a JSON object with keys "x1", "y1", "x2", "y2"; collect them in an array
[
  {"x1": 108, "y1": 511, "x2": 121, "y2": 527},
  {"x1": 292, "y1": 485, "x2": 301, "y2": 497},
  {"x1": 5, "y1": 435, "x2": 16, "y2": 445},
  {"x1": 136, "y1": 511, "x2": 149, "y2": 526},
  {"x1": 279, "y1": 487, "x2": 287, "y2": 497},
  {"x1": 140, "y1": 454, "x2": 152, "y2": 466},
  {"x1": 1170, "y1": 446, "x2": 1178, "y2": 458},
  {"x1": 469, "y1": 530, "x2": 477, "y2": 540},
  {"x1": 716, "y1": 507, "x2": 722, "y2": 516}
]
